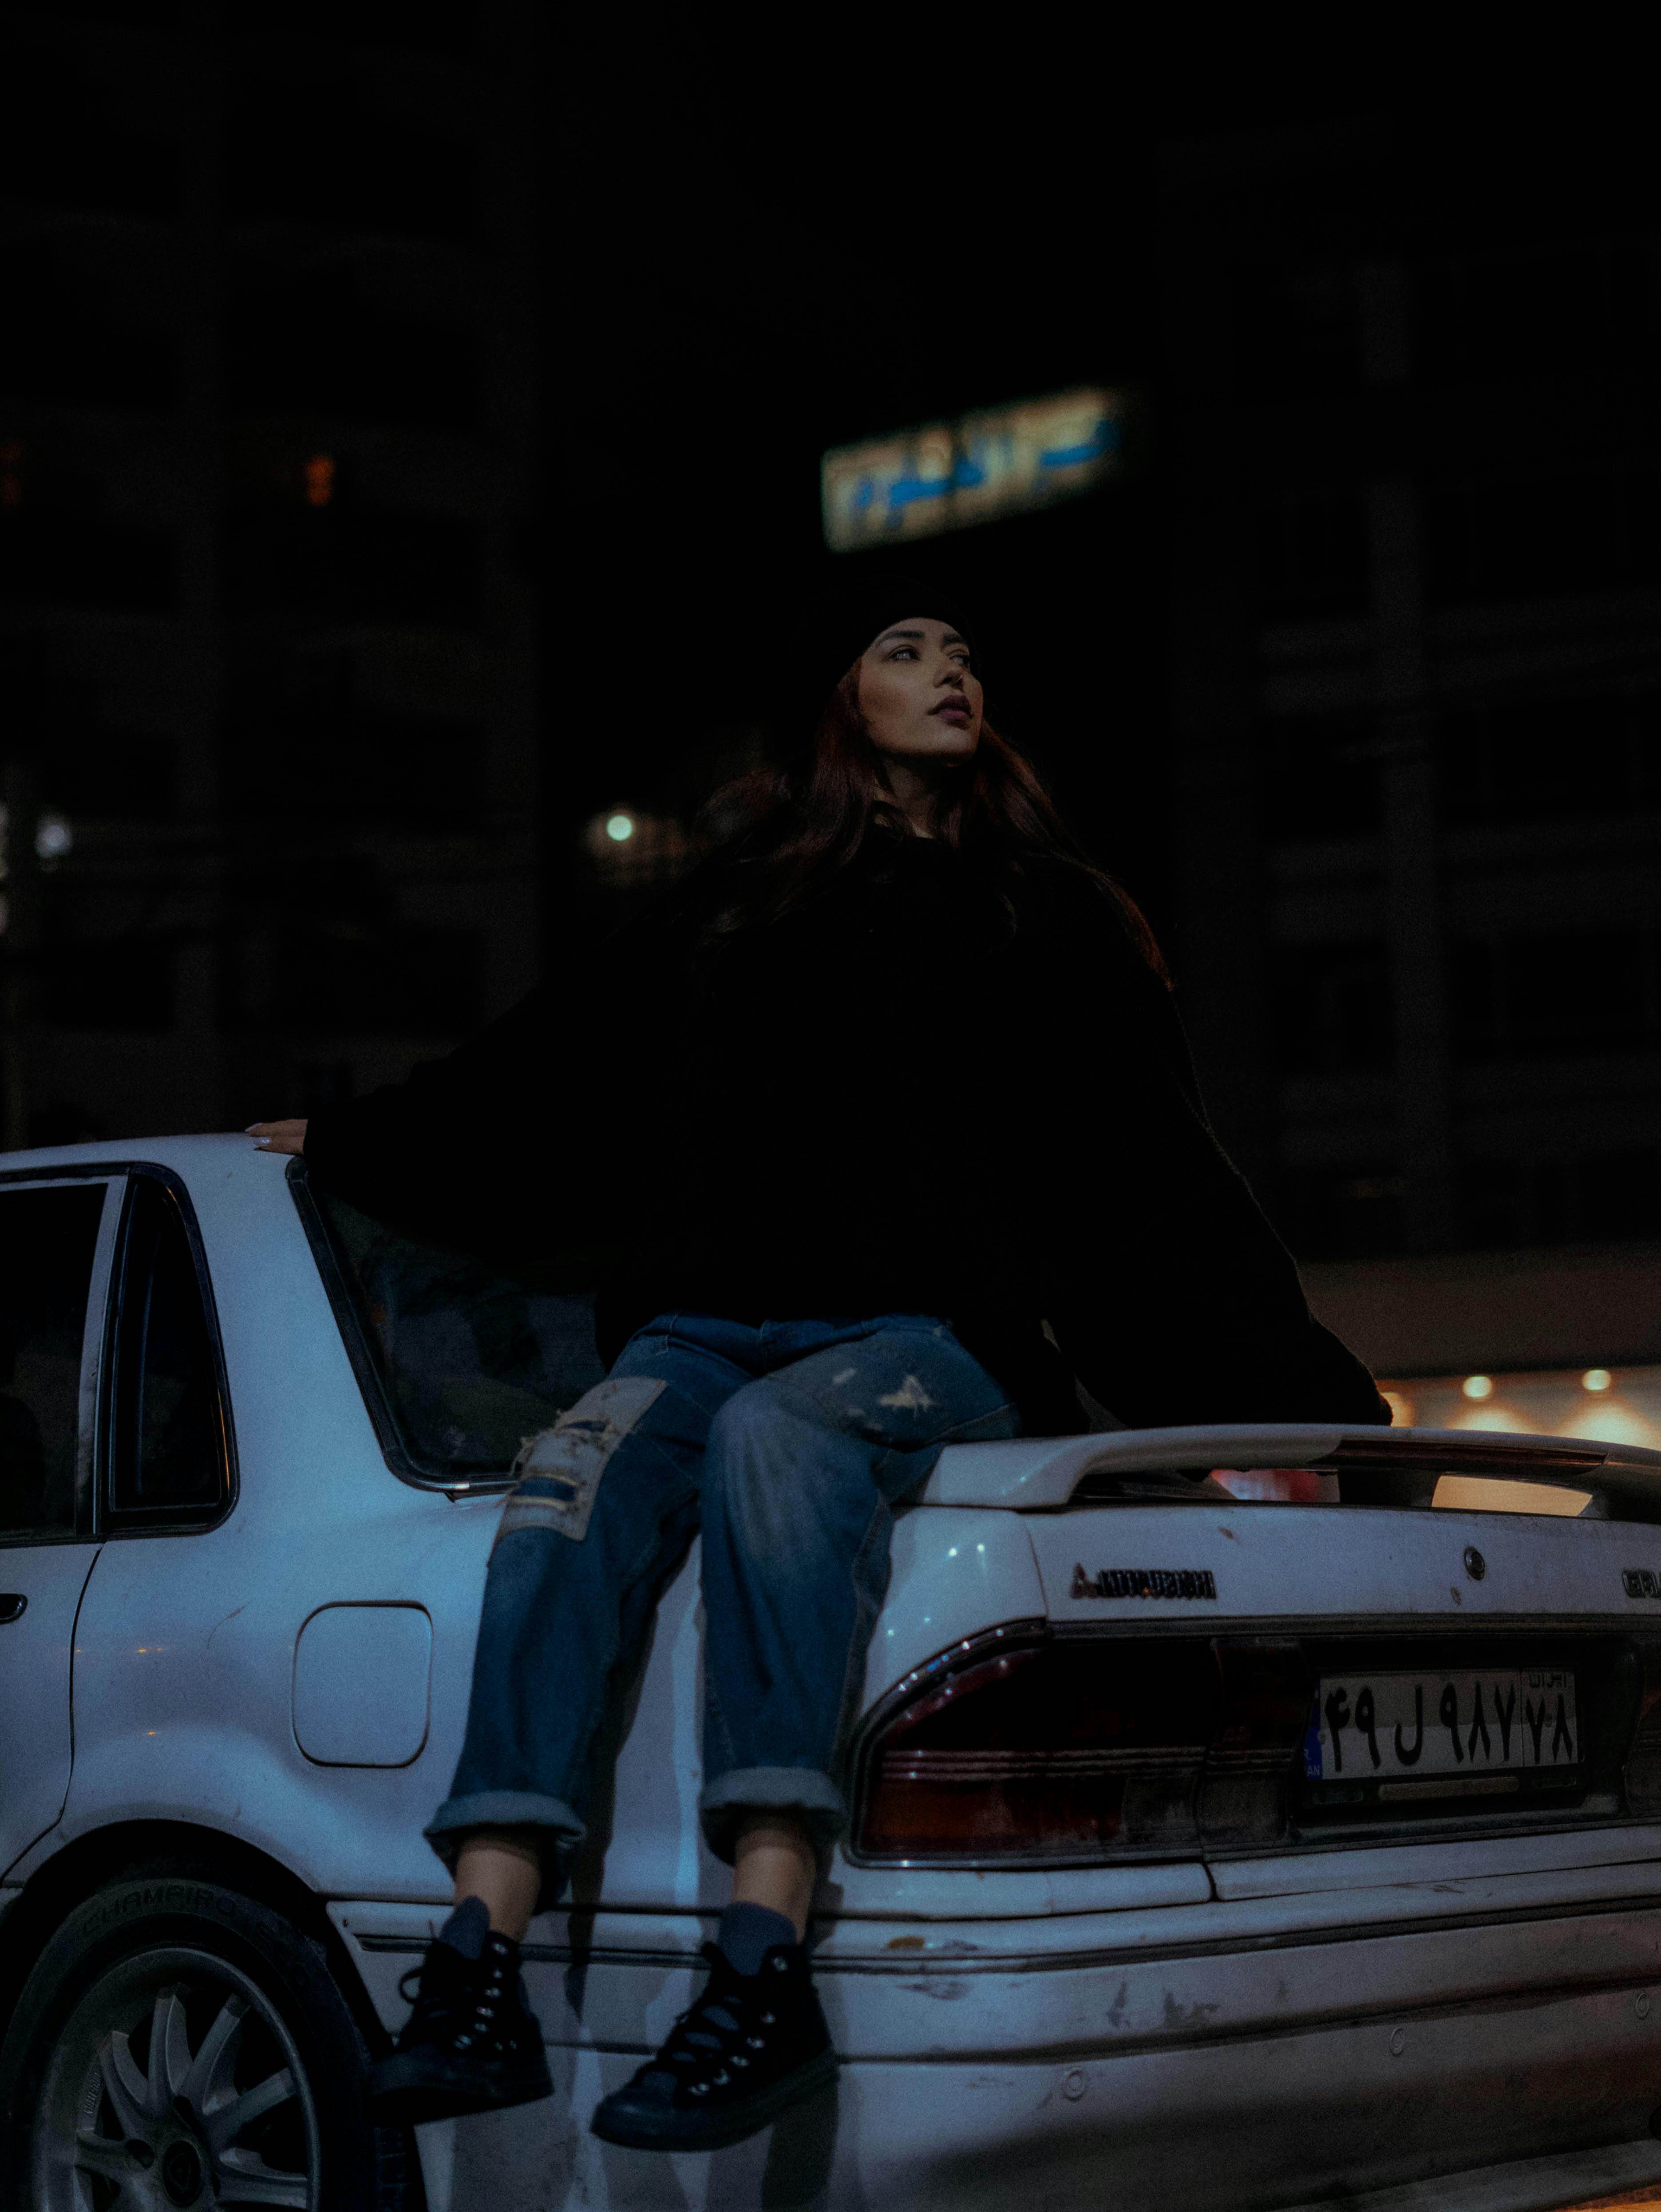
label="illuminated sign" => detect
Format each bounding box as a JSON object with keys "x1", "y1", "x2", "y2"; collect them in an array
[{"x1": 821, "y1": 386, "x2": 1127, "y2": 553}]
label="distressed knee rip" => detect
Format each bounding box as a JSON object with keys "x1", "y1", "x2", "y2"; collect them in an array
[
  {"x1": 494, "y1": 1375, "x2": 666, "y2": 1546},
  {"x1": 877, "y1": 1372, "x2": 936, "y2": 1414},
  {"x1": 819, "y1": 1363, "x2": 935, "y2": 1425}
]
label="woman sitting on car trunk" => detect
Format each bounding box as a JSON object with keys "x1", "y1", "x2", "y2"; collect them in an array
[{"x1": 249, "y1": 574, "x2": 1388, "y2": 2156}]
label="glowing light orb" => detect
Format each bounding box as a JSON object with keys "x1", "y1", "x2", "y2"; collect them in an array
[
  {"x1": 1462, "y1": 1374, "x2": 1494, "y2": 1401},
  {"x1": 605, "y1": 813, "x2": 635, "y2": 842},
  {"x1": 1583, "y1": 1368, "x2": 1613, "y2": 1393}
]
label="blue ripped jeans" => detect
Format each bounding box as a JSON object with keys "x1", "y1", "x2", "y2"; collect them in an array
[{"x1": 426, "y1": 1312, "x2": 1020, "y2": 1877}]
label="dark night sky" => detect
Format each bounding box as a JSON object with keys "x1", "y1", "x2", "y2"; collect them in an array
[
  {"x1": 544, "y1": 63, "x2": 1171, "y2": 920},
  {"x1": 9, "y1": 20, "x2": 1653, "y2": 1163},
  {"x1": 539, "y1": 62, "x2": 1653, "y2": 939}
]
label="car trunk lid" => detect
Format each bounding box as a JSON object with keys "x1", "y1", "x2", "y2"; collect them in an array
[{"x1": 848, "y1": 1426, "x2": 1661, "y2": 1872}]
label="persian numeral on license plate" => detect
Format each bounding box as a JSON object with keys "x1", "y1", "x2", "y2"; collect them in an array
[{"x1": 1304, "y1": 1668, "x2": 1577, "y2": 1781}]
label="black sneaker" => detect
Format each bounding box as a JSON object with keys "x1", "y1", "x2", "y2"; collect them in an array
[
  {"x1": 368, "y1": 1929, "x2": 553, "y2": 2123},
  {"x1": 590, "y1": 1939, "x2": 836, "y2": 2153}
]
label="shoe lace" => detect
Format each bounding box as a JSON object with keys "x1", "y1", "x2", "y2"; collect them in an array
[
  {"x1": 398, "y1": 1943, "x2": 520, "y2": 2055},
  {"x1": 653, "y1": 1943, "x2": 791, "y2": 2097}
]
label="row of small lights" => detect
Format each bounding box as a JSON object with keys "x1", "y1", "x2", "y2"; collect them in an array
[{"x1": 1462, "y1": 1368, "x2": 1613, "y2": 1401}]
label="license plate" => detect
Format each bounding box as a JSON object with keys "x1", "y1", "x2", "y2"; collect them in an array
[{"x1": 1305, "y1": 1667, "x2": 1578, "y2": 1785}]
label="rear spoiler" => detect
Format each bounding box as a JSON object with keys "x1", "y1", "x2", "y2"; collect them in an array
[{"x1": 919, "y1": 1423, "x2": 1661, "y2": 1518}]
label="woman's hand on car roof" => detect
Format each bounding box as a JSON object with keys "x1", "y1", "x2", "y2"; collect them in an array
[{"x1": 246, "y1": 1120, "x2": 308, "y2": 1155}]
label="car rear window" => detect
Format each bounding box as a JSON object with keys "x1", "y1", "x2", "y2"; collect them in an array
[{"x1": 298, "y1": 1178, "x2": 604, "y2": 1483}]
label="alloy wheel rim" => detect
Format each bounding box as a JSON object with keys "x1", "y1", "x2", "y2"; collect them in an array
[{"x1": 33, "y1": 1945, "x2": 320, "y2": 2210}]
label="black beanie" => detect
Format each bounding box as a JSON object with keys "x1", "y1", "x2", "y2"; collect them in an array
[{"x1": 778, "y1": 569, "x2": 978, "y2": 761}]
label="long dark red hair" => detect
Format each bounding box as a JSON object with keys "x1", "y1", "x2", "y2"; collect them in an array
[{"x1": 694, "y1": 667, "x2": 1170, "y2": 984}]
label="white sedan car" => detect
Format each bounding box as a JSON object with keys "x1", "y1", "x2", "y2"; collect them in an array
[{"x1": 6, "y1": 1134, "x2": 1661, "y2": 2212}]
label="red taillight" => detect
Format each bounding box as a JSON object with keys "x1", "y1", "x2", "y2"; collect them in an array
[
  {"x1": 858, "y1": 1628, "x2": 1661, "y2": 1861},
  {"x1": 853, "y1": 1628, "x2": 1242, "y2": 1863}
]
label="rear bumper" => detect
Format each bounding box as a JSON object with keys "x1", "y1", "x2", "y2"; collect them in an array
[
  {"x1": 335, "y1": 1896, "x2": 1661, "y2": 2210},
  {"x1": 407, "y1": 2017, "x2": 1661, "y2": 2212}
]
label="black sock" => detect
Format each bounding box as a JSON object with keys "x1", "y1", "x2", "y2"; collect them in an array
[
  {"x1": 716, "y1": 1902, "x2": 797, "y2": 1976},
  {"x1": 438, "y1": 1896, "x2": 492, "y2": 1961}
]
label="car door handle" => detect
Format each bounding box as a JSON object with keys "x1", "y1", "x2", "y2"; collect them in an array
[{"x1": 0, "y1": 1596, "x2": 27, "y2": 1624}]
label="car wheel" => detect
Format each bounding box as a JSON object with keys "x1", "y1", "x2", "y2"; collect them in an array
[{"x1": 0, "y1": 1867, "x2": 423, "y2": 2212}]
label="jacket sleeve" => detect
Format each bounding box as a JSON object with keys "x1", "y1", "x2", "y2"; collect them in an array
[
  {"x1": 300, "y1": 878, "x2": 681, "y2": 1258},
  {"x1": 301, "y1": 979, "x2": 583, "y2": 1255},
  {"x1": 301, "y1": 871, "x2": 722, "y2": 1264},
  {"x1": 1030, "y1": 874, "x2": 1389, "y2": 1430}
]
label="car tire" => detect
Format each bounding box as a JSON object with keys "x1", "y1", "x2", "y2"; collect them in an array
[{"x1": 0, "y1": 1864, "x2": 423, "y2": 2212}]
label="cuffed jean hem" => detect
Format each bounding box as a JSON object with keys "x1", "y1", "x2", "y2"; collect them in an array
[
  {"x1": 699, "y1": 1766, "x2": 847, "y2": 1864},
  {"x1": 423, "y1": 1789, "x2": 586, "y2": 1878}
]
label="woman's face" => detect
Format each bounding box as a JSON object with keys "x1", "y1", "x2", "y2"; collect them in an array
[{"x1": 855, "y1": 615, "x2": 982, "y2": 763}]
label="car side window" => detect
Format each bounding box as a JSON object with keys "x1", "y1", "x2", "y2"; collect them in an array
[
  {"x1": 108, "y1": 1176, "x2": 229, "y2": 1525},
  {"x1": 0, "y1": 1182, "x2": 108, "y2": 1541}
]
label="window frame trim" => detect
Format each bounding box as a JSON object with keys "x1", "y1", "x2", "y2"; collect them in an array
[
  {"x1": 98, "y1": 1165, "x2": 241, "y2": 1538},
  {"x1": 0, "y1": 1168, "x2": 125, "y2": 1548},
  {"x1": 284, "y1": 1154, "x2": 512, "y2": 1499},
  {"x1": 0, "y1": 1161, "x2": 240, "y2": 1539}
]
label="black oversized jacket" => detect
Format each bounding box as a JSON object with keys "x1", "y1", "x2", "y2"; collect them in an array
[{"x1": 303, "y1": 834, "x2": 1388, "y2": 1433}]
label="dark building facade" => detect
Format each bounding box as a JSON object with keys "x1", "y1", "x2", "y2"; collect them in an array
[
  {"x1": 1, "y1": 4, "x2": 541, "y2": 1147},
  {"x1": 1162, "y1": 121, "x2": 1661, "y2": 1285}
]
